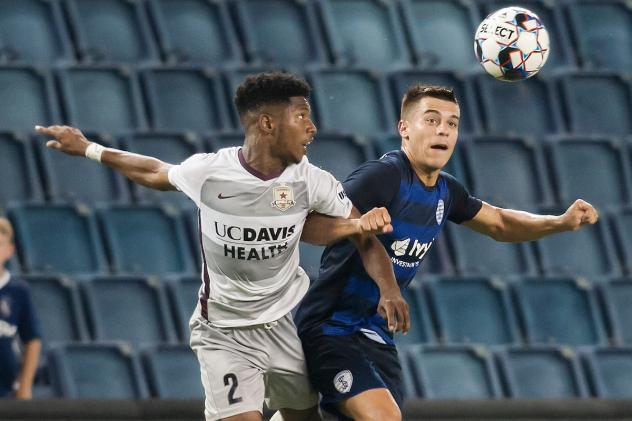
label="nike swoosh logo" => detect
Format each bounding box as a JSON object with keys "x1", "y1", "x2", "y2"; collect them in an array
[{"x1": 218, "y1": 193, "x2": 238, "y2": 199}]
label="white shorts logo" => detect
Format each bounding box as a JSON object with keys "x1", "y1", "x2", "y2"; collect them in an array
[
  {"x1": 333, "y1": 370, "x2": 353, "y2": 393},
  {"x1": 436, "y1": 199, "x2": 445, "y2": 224}
]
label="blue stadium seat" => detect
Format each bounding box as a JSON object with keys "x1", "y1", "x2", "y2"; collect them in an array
[
  {"x1": 233, "y1": 0, "x2": 326, "y2": 67},
  {"x1": 407, "y1": 345, "x2": 502, "y2": 398},
  {"x1": 167, "y1": 276, "x2": 201, "y2": 341},
  {"x1": 447, "y1": 224, "x2": 537, "y2": 278},
  {"x1": 57, "y1": 66, "x2": 147, "y2": 134},
  {"x1": 48, "y1": 342, "x2": 149, "y2": 398},
  {"x1": 0, "y1": 133, "x2": 42, "y2": 207},
  {"x1": 566, "y1": 1, "x2": 632, "y2": 71},
  {"x1": 395, "y1": 282, "x2": 435, "y2": 346},
  {"x1": 600, "y1": 279, "x2": 632, "y2": 346},
  {"x1": 390, "y1": 71, "x2": 480, "y2": 135},
  {"x1": 98, "y1": 205, "x2": 195, "y2": 277},
  {"x1": 8, "y1": 204, "x2": 106, "y2": 276},
  {"x1": 560, "y1": 74, "x2": 632, "y2": 136},
  {"x1": 142, "y1": 67, "x2": 230, "y2": 133},
  {"x1": 181, "y1": 208, "x2": 201, "y2": 272},
  {"x1": 64, "y1": 0, "x2": 157, "y2": 64},
  {"x1": 309, "y1": 70, "x2": 395, "y2": 137},
  {"x1": 0, "y1": 0, "x2": 73, "y2": 64},
  {"x1": 534, "y1": 215, "x2": 620, "y2": 280},
  {"x1": 496, "y1": 346, "x2": 589, "y2": 398},
  {"x1": 147, "y1": 0, "x2": 242, "y2": 66},
  {"x1": 583, "y1": 347, "x2": 632, "y2": 398},
  {"x1": 317, "y1": 0, "x2": 410, "y2": 70},
  {"x1": 308, "y1": 135, "x2": 374, "y2": 182},
  {"x1": 548, "y1": 137, "x2": 629, "y2": 210},
  {"x1": 82, "y1": 276, "x2": 177, "y2": 347},
  {"x1": 123, "y1": 133, "x2": 202, "y2": 208},
  {"x1": 0, "y1": 66, "x2": 59, "y2": 132},
  {"x1": 611, "y1": 209, "x2": 632, "y2": 276},
  {"x1": 142, "y1": 344, "x2": 203, "y2": 398},
  {"x1": 23, "y1": 275, "x2": 89, "y2": 347},
  {"x1": 475, "y1": 74, "x2": 561, "y2": 136},
  {"x1": 425, "y1": 277, "x2": 520, "y2": 345},
  {"x1": 298, "y1": 243, "x2": 324, "y2": 281},
  {"x1": 513, "y1": 278, "x2": 607, "y2": 346},
  {"x1": 464, "y1": 135, "x2": 552, "y2": 208},
  {"x1": 399, "y1": 0, "x2": 479, "y2": 71},
  {"x1": 37, "y1": 134, "x2": 129, "y2": 205},
  {"x1": 479, "y1": 0, "x2": 575, "y2": 71}
]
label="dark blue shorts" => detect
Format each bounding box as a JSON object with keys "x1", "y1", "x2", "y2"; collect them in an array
[{"x1": 300, "y1": 329, "x2": 403, "y2": 420}]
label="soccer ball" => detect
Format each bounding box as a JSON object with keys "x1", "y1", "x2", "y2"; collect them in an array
[{"x1": 474, "y1": 7, "x2": 550, "y2": 82}]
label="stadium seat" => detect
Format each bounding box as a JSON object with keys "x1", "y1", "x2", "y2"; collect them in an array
[
  {"x1": 390, "y1": 71, "x2": 480, "y2": 135},
  {"x1": 98, "y1": 205, "x2": 195, "y2": 277},
  {"x1": 0, "y1": 66, "x2": 59, "y2": 132},
  {"x1": 479, "y1": 0, "x2": 575, "y2": 71},
  {"x1": 298, "y1": 243, "x2": 324, "y2": 281},
  {"x1": 142, "y1": 344, "x2": 203, "y2": 399},
  {"x1": 307, "y1": 135, "x2": 374, "y2": 181},
  {"x1": 317, "y1": 0, "x2": 410, "y2": 70},
  {"x1": 23, "y1": 275, "x2": 89, "y2": 347},
  {"x1": 611, "y1": 209, "x2": 632, "y2": 276},
  {"x1": 534, "y1": 215, "x2": 620, "y2": 280},
  {"x1": 559, "y1": 74, "x2": 632, "y2": 136},
  {"x1": 308, "y1": 70, "x2": 395, "y2": 137},
  {"x1": 399, "y1": 0, "x2": 479, "y2": 71},
  {"x1": 123, "y1": 133, "x2": 203, "y2": 208},
  {"x1": 0, "y1": 133, "x2": 42, "y2": 207},
  {"x1": 82, "y1": 276, "x2": 177, "y2": 347},
  {"x1": 447, "y1": 224, "x2": 538, "y2": 278},
  {"x1": 395, "y1": 282, "x2": 435, "y2": 346},
  {"x1": 233, "y1": 0, "x2": 326, "y2": 67},
  {"x1": 37, "y1": 134, "x2": 130, "y2": 205},
  {"x1": 57, "y1": 66, "x2": 147, "y2": 134},
  {"x1": 48, "y1": 342, "x2": 149, "y2": 398},
  {"x1": 167, "y1": 276, "x2": 201, "y2": 341},
  {"x1": 583, "y1": 347, "x2": 632, "y2": 398},
  {"x1": 147, "y1": 0, "x2": 242, "y2": 66},
  {"x1": 425, "y1": 277, "x2": 520, "y2": 345},
  {"x1": 513, "y1": 278, "x2": 607, "y2": 346},
  {"x1": 566, "y1": 1, "x2": 632, "y2": 71},
  {"x1": 496, "y1": 346, "x2": 589, "y2": 398},
  {"x1": 142, "y1": 67, "x2": 230, "y2": 133},
  {"x1": 0, "y1": 0, "x2": 73, "y2": 64},
  {"x1": 599, "y1": 279, "x2": 632, "y2": 346},
  {"x1": 64, "y1": 0, "x2": 157, "y2": 64},
  {"x1": 475, "y1": 74, "x2": 561, "y2": 136},
  {"x1": 406, "y1": 345, "x2": 502, "y2": 398},
  {"x1": 548, "y1": 137, "x2": 629, "y2": 210},
  {"x1": 8, "y1": 204, "x2": 107, "y2": 276},
  {"x1": 463, "y1": 135, "x2": 552, "y2": 208}
]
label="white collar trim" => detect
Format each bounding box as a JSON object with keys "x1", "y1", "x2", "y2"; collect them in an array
[{"x1": 0, "y1": 271, "x2": 11, "y2": 290}]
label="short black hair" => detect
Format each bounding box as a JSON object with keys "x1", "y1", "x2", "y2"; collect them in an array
[
  {"x1": 401, "y1": 85, "x2": 458, "y2": 117},
  {"x1": 234, "y1": 72, "x2": 311, "y2": 117}
]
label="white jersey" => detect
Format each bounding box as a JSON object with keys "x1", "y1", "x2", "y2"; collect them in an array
[{"x1": 168, "y1": 147, "x2": 352, "y2": 327}]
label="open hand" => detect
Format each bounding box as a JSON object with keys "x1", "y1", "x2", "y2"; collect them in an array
[
  {"x1": 377, "y1": 288, "x2": 410, "y2": 334},
  {"x1": 35, "y1": 125, "x2": 91, "y2": 156}
]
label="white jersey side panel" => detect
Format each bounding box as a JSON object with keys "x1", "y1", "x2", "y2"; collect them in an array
[{"x1": 168, "y1": 147, "x2": 352, "y2": 327}]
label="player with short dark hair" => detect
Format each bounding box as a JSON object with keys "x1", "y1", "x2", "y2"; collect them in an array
[
  {"x1": 37, "y1": 72, "x2": 408, "y2": 421},
  {"x1": 294, "y1": 84, "x2": 599, "y2": 421}
]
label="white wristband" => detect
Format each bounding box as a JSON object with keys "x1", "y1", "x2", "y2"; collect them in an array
[{"x1": 85, "y1": 142, "x2": 105, "y2": 162}]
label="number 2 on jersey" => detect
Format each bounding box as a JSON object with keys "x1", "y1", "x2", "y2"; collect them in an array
[{"x1": 223, "y1": 373, "x2": 243, "y2": 405}]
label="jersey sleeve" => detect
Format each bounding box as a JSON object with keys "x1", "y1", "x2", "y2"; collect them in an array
[
  {"x1": 444, "y1": 173, "x2": 483, "y2": 224},
  {"x1": 168, "y1": 153, "x2": 214, "y2": 207},
  {"x1": 306, "y1": 165, "x2": 353, "y2": 218},
  {"x1": 342, "y1": 159, "x2": 401, "y2": 213},
  {"x1": 17, "y1": 286, "x2": 41, "y2": 343}
]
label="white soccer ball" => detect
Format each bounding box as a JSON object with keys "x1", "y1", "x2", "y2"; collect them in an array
[{"x1": 474, "y1": 7, "x2": 550, "y2": 82}]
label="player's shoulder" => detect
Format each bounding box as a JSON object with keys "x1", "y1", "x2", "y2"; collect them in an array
[
  {"x1": 3, "y1": 277, "x2": 32, "y2": 296},
  {"x1": 439, "y1": 170, "x2": 465, "y2": 189},
  {"x1": 179, "y1": 148, "x2": 234, "y2": 169},
  {"x1": 347, "y1": 150, "x2": 405, "y2": 183}
]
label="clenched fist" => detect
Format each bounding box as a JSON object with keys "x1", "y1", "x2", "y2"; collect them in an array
[
  {"x1": 35, "y1": 125, "x2": 91, "y2": 156},
  {"x1": 357, "y1": 207, "x2": 393, "y2": 235},
  {"x1": 559, "y1": 199, "x2": 599, "y2": 231}
]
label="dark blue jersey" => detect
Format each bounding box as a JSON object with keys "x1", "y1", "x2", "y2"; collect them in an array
[
  {"x1": 295, "y1": 150, "x2": 482, "y2": 345},
  {"x1": 0, "y1": 273, "x2": 41, "y2": 396}
]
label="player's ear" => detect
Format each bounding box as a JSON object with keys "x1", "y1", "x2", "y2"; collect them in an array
[
  {"x1": 398, "y1": 120, "x2": 409, "y2": 139},
  {"x1": 258, "y1": 113, "x2": 275, "y2": 134}
]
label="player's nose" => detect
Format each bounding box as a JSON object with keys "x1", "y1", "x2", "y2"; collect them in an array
[{"x1": 307, "y1": 119, "x2": 317, "y2": 136}]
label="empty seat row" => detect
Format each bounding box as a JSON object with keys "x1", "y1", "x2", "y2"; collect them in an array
[
  {"x1": 1, "y1": 0, "x2": 629, "y2": 73},
  {"x1": 399, "y1": 345, "x2": 632, "y2": 400}
]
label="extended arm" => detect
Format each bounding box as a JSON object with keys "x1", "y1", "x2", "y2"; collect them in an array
[
  {"x1": 35, "y1": 125, "x2": 175, "y2": 191},
  {"x1": 301, "y1": 207, "x2": 392, "y2": 246},
  {"x1": 14, "y1": 339, "x2": 41, "y2": 399},
  {"x1": 463, "y1": 199, "x2": 599, "y2": 242}
]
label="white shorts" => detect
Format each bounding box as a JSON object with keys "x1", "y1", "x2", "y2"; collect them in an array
[{"x1": 190, "y1": 312, "x2": 319, "y2": 421}]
